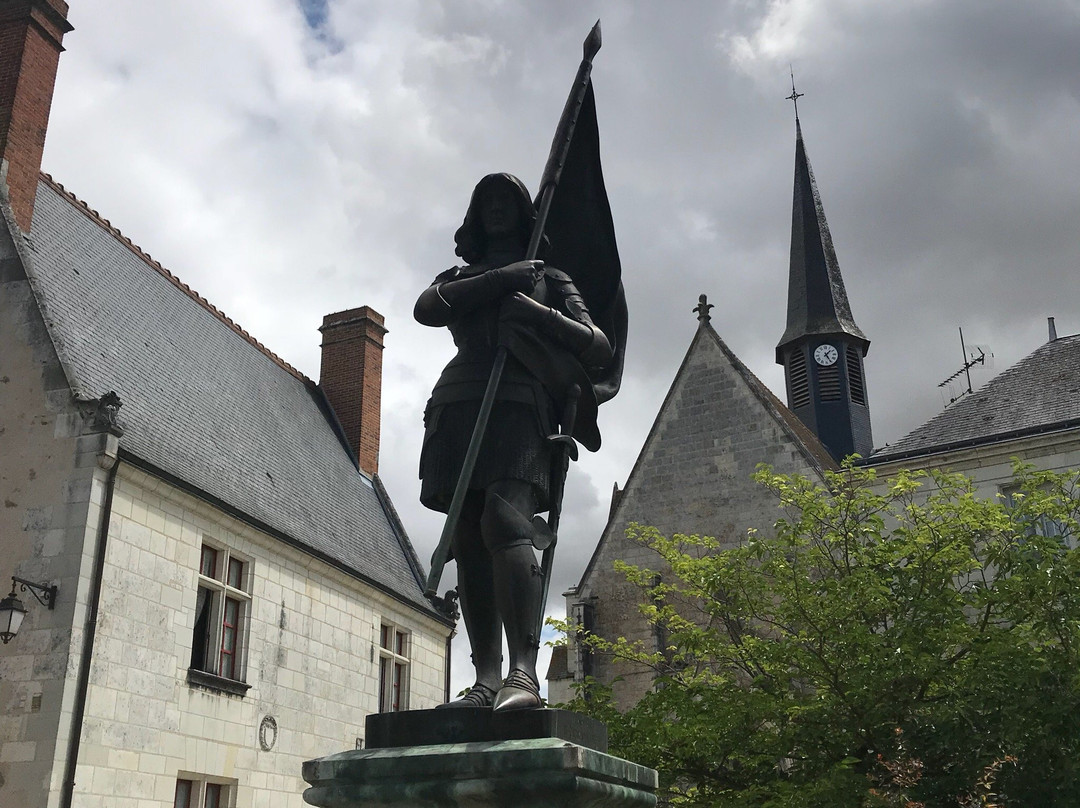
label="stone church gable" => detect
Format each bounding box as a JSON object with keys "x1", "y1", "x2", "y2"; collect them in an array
[{"x1": 565, "y1": 316, "x2": 836, "y2": 706}]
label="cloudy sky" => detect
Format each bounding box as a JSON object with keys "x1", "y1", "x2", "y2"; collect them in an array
[{"x1": 42, "y1": 0, "x2": 1080, "y2": 696}]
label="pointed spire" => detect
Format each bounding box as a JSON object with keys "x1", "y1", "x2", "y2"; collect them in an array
[{"x1": 775, "y1": 116, "x2": 868, "y2": 363}]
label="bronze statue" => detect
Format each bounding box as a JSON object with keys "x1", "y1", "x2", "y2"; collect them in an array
[
  {"x1": 415, "y1": 174, "x2": 616, "y2": 711},
  {"x1": 417, "y1": 21, "x2": 624, "y2": 712}
]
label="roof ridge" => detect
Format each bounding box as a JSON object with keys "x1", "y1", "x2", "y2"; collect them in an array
[{"x1": 37, "y1": 172, "x2": 310, "y2": 383}]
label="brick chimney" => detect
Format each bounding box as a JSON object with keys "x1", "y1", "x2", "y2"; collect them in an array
[
  {"x1": 319, "y1": 306, "x2": 387, "y2": 476},
  {"x1": 0, "y1": 0, "x2": 72, "y2": 232}
]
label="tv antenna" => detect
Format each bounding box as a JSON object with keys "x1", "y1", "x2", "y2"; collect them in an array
[{"x1": 937, "y1": 327, "x2": 989, "y2": 406}]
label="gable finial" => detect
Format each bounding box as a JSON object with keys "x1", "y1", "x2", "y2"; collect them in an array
[
  {"x1": 786, "y1": 65, "x2": 803, "y2": 120},
  {"x1": 694, "y1": 294, "x2": 714, "y2": 324}
]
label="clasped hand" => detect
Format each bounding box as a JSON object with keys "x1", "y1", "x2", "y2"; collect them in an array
[
  {"x1": 490, "y1": 260, "x2": 544, "y2": 293},
  {"x1": 490, "y1": 260, "x2": 548, "y2": 326}
]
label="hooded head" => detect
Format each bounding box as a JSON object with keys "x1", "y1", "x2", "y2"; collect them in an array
[{"x1": 454, "y1": 173, "x2": 541, "y2": 265}]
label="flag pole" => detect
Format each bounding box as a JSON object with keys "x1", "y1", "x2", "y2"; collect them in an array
[{"x1": 425, "y1": 21, "x2": 603, "y2": 599}]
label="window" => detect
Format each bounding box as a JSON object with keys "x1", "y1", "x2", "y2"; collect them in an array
[
  {"x1": 787, "y1": 349, "x2": 811, "y2": 410},
  {"x1": 378, "y1": 623, "x2": 410, "y2": 712},
  {"x1": 174, "y1": 776, "x2": 234, "y2": 808},
  {"x1": 817, "y1": 361, "x2": 842, "y2": 402},
  {"x1": 570, "y1": 599, "x2": 597, "y2": 681},
  {"x1": 190, "y1": 542, "x2": 251, "y2": 686},
  {"x1": 1001, "y1": 485, "x2": 1068, "y2": 542},
  {"x1": 174, "y1": 779, "x2": 192, "y2": 808},
  {"x1": 846, "y1": 345, "x2": 866, "y2": 405}
]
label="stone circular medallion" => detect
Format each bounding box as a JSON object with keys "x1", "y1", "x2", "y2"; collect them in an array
[{"x1": 259, "y1": 715, "x2": 278, "y2": 751}]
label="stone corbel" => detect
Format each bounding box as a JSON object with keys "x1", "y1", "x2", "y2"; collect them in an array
[{"x1": 77, "y1": 391, "x2": 125, "y2": 437}]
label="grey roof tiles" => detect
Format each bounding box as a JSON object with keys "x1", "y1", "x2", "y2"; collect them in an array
[
  {"x1": 871, "y1": 333, "x2": 1080, "y2": 461},
  {"x1": 24, "y1": 175, "x2": 437, "y2": 615}
]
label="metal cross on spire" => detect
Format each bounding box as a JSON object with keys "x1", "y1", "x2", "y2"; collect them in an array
[{"x1": 786, "y1": 65, "x2": 803, "y2": 119}]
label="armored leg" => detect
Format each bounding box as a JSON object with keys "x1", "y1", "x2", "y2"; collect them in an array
[
  {"x1": 481, "y1": 484, "x2": 544, "y2": 711},
  {"x1": 439, "y1": 508, "x2": 502, "y2": 708}
]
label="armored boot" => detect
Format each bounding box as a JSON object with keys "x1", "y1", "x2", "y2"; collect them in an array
[
  {"x1": 438, "y1": 520, "x2": 502, "y2": 708},
  {"x1": 490, "y1": 543, "x2": 544, "y2": 711}
]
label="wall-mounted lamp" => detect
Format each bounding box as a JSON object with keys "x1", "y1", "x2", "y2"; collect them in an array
[{"x1": 0, "y1": 577, "x2": 58, "y2": 644}]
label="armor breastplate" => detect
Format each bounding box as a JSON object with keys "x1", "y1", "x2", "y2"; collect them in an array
[{"x1": 428, "y1": 270, "x2": 552, "y2": 407}]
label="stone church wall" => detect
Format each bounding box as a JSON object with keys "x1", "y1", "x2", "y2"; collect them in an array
[{"x1": 561, "y1": 327, "x2": 829, "y2": 708}]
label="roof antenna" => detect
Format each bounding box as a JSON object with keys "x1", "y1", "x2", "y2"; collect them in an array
[
  {"x1": 786, "y1": 65, "x2": 804, "y2": 120},
  {"x1": 937, "y1": 327, "x2": 990, "y2": 406}
]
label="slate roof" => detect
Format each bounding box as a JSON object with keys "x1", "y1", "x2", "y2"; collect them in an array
[
  {"x1": 19, "y1": 175, "x2": 440, "y2": 617},
  {"x1": 871, "y1": 333, "x2": 1080, "y2": 462},
  {"x1": 776, "y1": 118, "x2": 868, "y2": 361}
]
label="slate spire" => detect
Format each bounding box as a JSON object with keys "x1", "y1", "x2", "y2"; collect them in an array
[
  {"x1": 776, "y1": 115, "x2": 873, "y2": 461},
  {"x1": 777, "y1": 118, "x2": 868, "y2": 357}
]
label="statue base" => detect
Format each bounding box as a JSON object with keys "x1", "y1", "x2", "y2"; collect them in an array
[
  {"x1": 302, "y1": 708, "x2": 657, "y2": 808},
  {"x1": 365, "y1": 706, "x2": 609, "y2": 751}
]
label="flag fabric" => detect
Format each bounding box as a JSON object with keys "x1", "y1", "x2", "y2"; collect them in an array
[{"x1": 538, "y1": 80, "x2": 627, "y2": 408}]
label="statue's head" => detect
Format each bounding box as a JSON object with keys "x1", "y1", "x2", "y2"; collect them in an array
[{"x1": 454, "y1": 173, "x2": 537, "y2": 264}]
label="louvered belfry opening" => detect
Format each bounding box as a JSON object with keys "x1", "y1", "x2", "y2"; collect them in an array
[
  {"x1": 788, "y1": 348, "x2": 811, "y2": 409},
  {"x1": 846, "y1": 344, "x2": 866, "y2": 405},
  {"x1": 817, "y1": 361, "x2": 841, "y2": 402}
]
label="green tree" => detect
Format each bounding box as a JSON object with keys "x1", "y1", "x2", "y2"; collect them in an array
[{"x1": 554, "y1": 462, "x2": 1080, "y2": 807}]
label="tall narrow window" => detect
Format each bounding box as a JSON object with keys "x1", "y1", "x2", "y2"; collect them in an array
[
  {"x1": 788, "y1": 349, "x2": 811, "y2": 410},
  {"x1": 220, "y1": 597, "x2": 241, "y2": 680},
  {"x1": 174, "y1": 779, "x2": 193, "y2": 808},
  {"x1": 190, "y1": 541, "x2": 251, "y2": 683},
  {"x1": 570, "y1": 599, "x2": 597, "y2": 680},
  {"x1": 846, "y1": 345, "x2": 866, "y2": 405},
  {"x1": 817, "y1": 362, "x2": 841, "y2": 402},
  {"x1": 205, "y1": 783, "x2": 223, "y2": 808},
  {"x1": 378, "y1": 623, "x2": 410, "y2": 712}
]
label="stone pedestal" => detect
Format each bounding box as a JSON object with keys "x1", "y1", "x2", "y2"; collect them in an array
[{"x1": 302, "y1": 709, "x2": 657, "y2": 808}]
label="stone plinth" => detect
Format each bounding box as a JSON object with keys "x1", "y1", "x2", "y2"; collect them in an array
[
  {"x1": 302, "y1": 736, "x2": 657, "y2": 808},
  {"x1": 365, "y1": 706, "x2": 608, "y2": 751}
]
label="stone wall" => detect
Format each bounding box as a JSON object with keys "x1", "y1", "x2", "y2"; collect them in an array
[
  {"x1": 70, "y1": 464, "x2": 448, "y2": 808},
  {"x1": 869, "y1": 429, "x2": 1080, "y2": 500},
  {"x1": 0, "y1": 203, "x2": 114, "y2": 808},
  {"x1": 561, "y1": 326, "x2": 829, "y2": 708}
]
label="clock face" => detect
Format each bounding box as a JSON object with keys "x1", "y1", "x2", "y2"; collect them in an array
[{"x1": 813, "y1": 344, "x2": 839, "y2": 366}]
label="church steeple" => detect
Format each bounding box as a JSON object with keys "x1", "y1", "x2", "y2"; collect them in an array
[{"x1": 776, "y1": 108, "x2": 873, "y2": 462}]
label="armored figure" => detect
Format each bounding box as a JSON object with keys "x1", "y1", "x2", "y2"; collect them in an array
[{"x1": 415, "y1": 173, "x2": 617, "y2": 711}]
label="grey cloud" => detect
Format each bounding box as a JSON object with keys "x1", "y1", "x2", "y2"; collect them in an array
[{"x1": 44, "y1": 0, "x2": 1080, "y2": 697}]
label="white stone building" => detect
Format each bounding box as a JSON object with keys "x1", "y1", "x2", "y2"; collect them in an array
[{"x1": 0, "y1": 3, "x2": 454, "y2": 806}]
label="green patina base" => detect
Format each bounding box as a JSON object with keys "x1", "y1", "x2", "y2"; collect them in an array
[{"x1": 302, "y1": 737, "x2": 658, "y2": 808}]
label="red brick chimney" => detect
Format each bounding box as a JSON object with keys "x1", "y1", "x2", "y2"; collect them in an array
[
  {"x1": 319, "y1": 306, "x2": 387, "y2": 476},
  {"x1": 0, "y1": 0, "x2": 72, "y2": 232}
]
